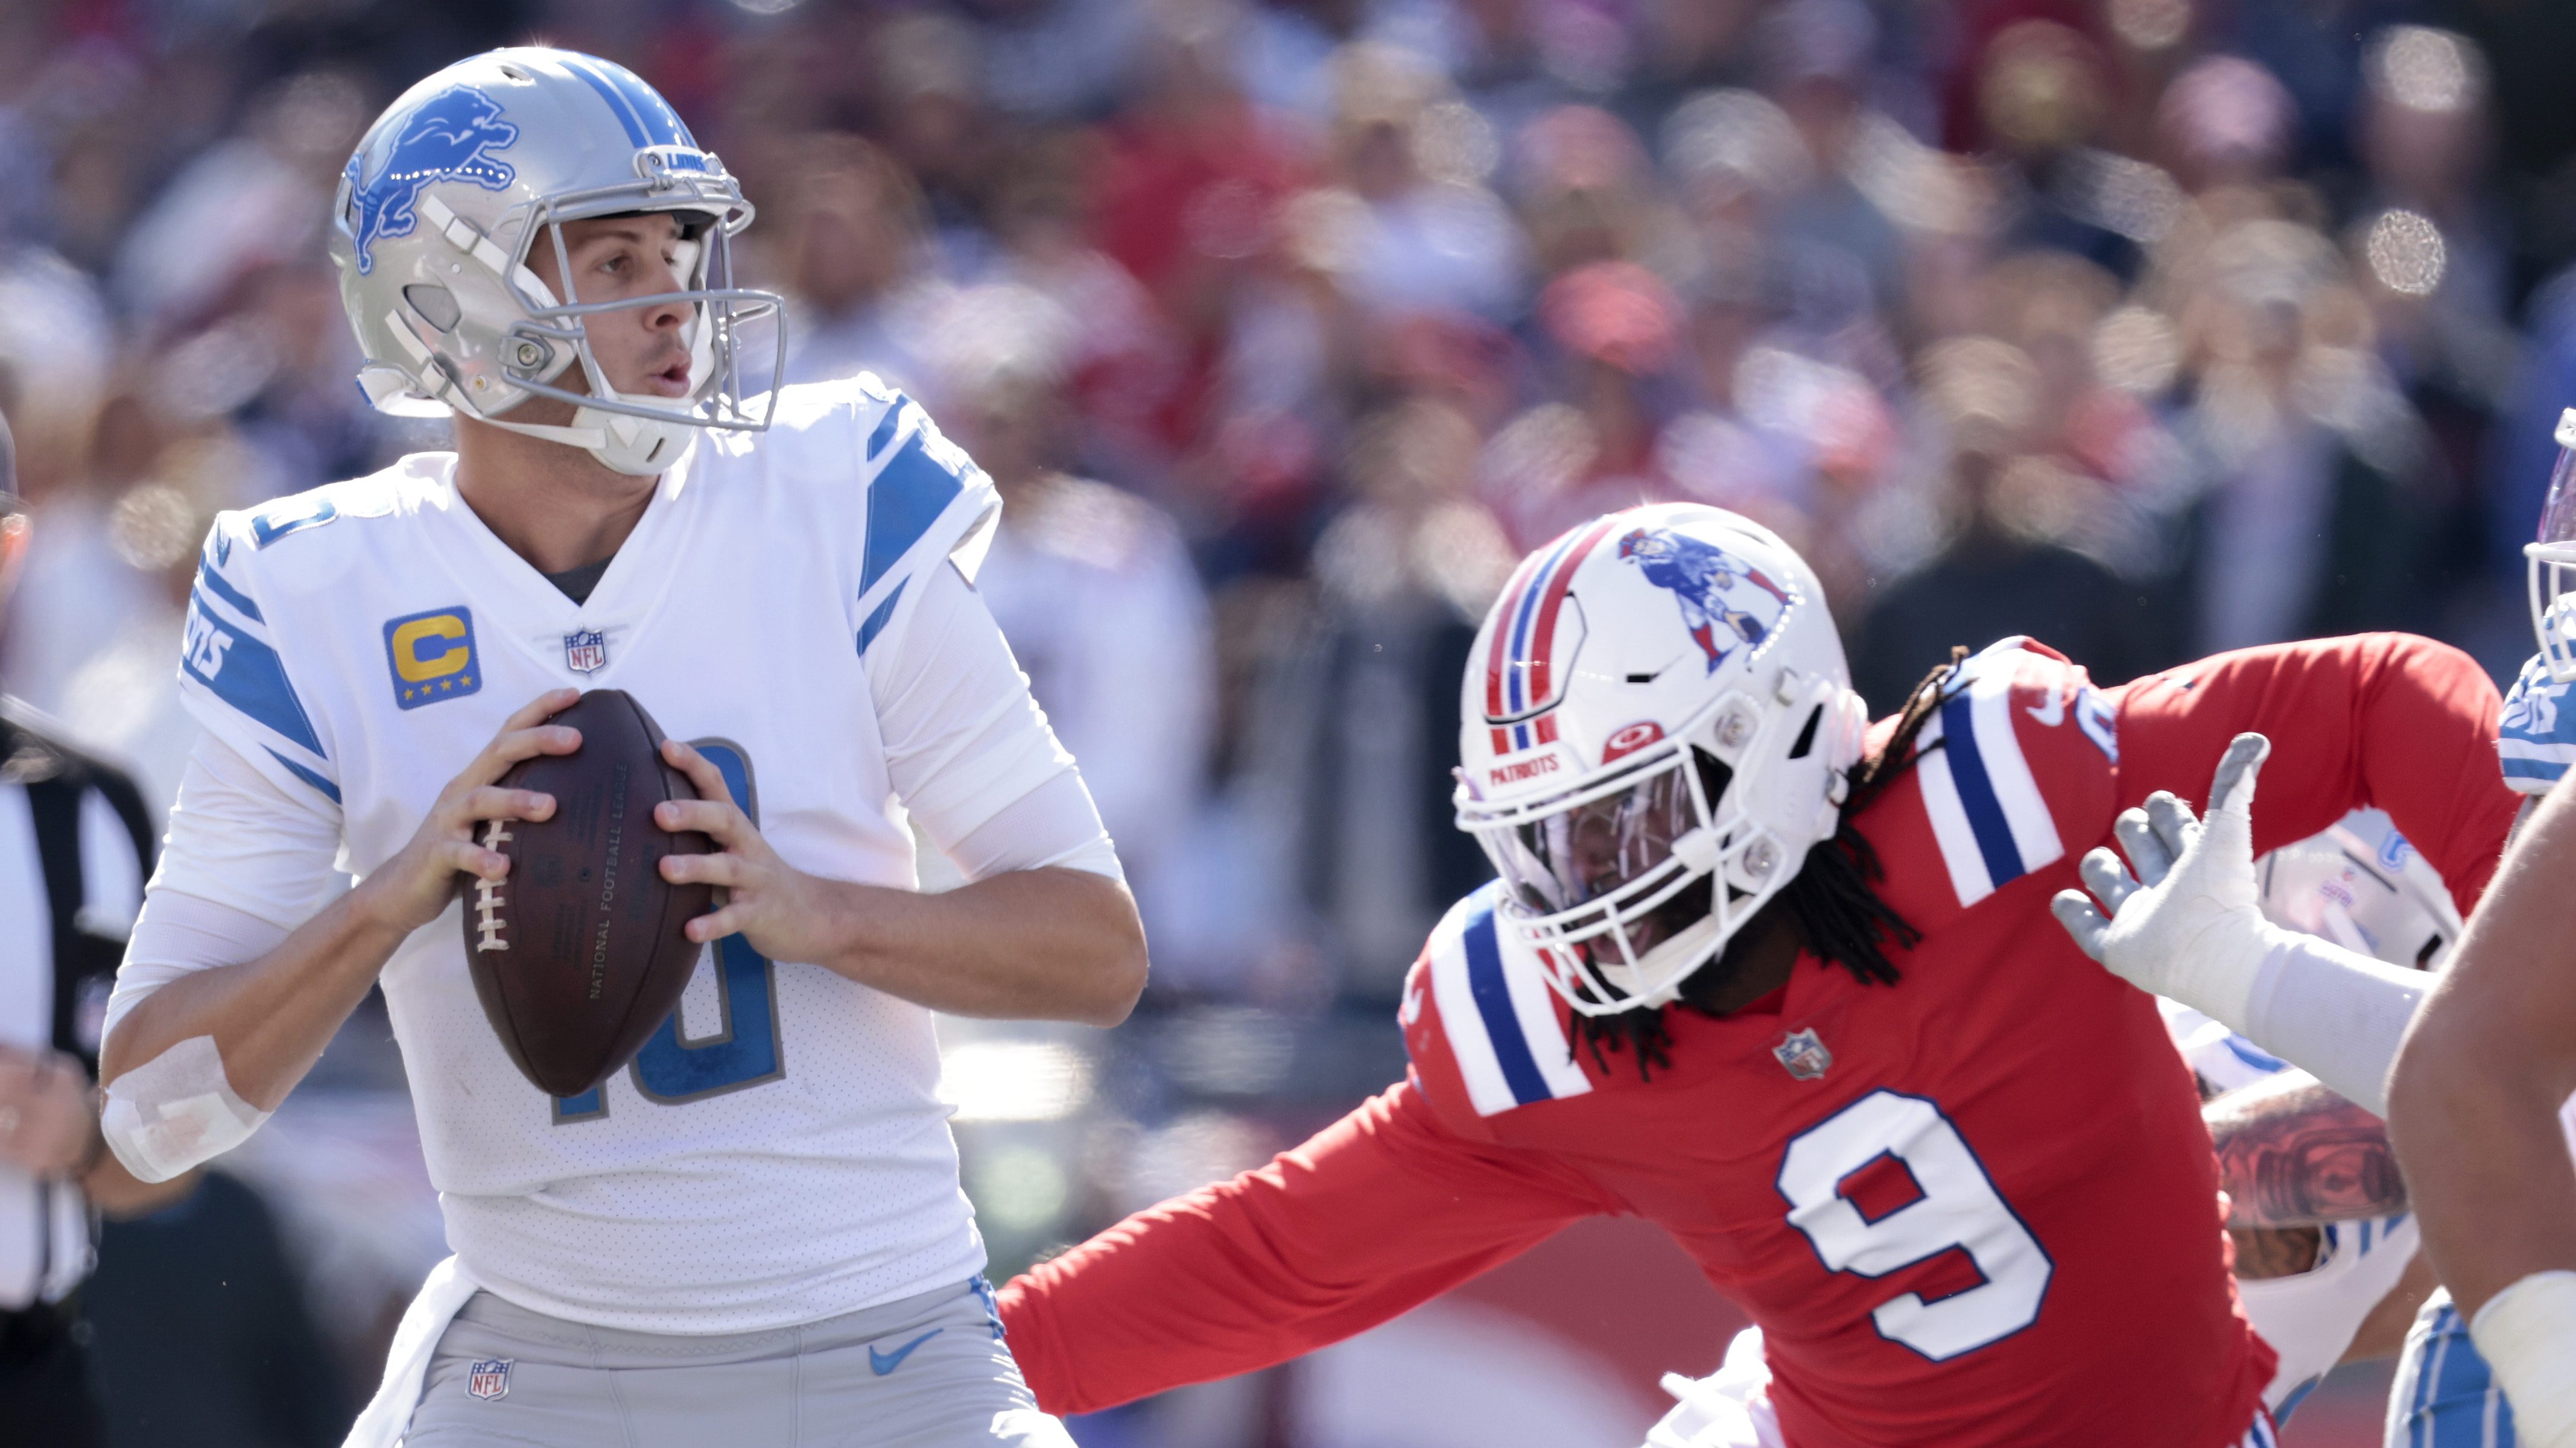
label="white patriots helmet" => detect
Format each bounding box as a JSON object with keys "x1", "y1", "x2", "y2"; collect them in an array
[
  {"x1": 1454, "y1": 502, "x2": 1868, "y2": 1016},
  {"x1": 328, "y1": 48, "x2": 783, "y2": 475},
  {"x1": 2256, "y1": 809, "x2": 2462, "y2": 972}
]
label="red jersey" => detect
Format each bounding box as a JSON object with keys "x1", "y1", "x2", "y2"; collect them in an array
[{"x1": 1001, "y1": 635, "x2": 2517, "y2": 1447}]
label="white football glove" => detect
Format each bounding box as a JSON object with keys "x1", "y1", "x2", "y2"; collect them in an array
[
  {"x1": 2051, "y1": 732, "x2": 2434, "y2": 1115},
  {"x1": 2051, "y1": 732, "x2": 2279, "y2": 1026}
]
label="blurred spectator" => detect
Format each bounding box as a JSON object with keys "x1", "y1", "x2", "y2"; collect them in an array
[
  {"x1": 873, "y1": 10, "x2": 1001, "y2": 241},
  {"x1": 974, "y1": 130, "x2": 1182, "y2": 472},
  {"x1": 925, "y1": 283, "x2": 1215, "y2": 961},
  {"x1": 2346, "y1": 26, "x2": 2517, "y2": 619},
  {"x1": 1242, "y1": 397, "x2": 1512, "y2": 997},
  {"x1": 1850, "y1": 329, "x2": 2169, "y2": 711},
  {"x1": 773, "y1": 133, "x2": 947, "y2": 393},
  {"x1": 1965, "y1": 19, "x2": 2175, "y2": 283},
  {"x1": 1756, "y1": 0, "x2": 1908, "y2": 335},
  {"x1": 110, "y1": 70, "x2": 367, "y2": 340},
  {"x1": 1319, "y1": 42, "x2": 1524, "y2": 322},
  {"x1": 2169, "y1": 218, "x2": 2438, "y2": 653},
  {"x1": 1479, "y1": 259, "x2": 1690, "y2": 549}
]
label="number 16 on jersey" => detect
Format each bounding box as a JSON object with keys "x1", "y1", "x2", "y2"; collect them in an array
[{"x1": 1777, "y1": 1090, "x2": 2055, "y2": 1361}]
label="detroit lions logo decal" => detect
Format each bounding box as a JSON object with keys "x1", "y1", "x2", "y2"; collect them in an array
[
  {"x1": 344, "y1": 86, "x2": 520, "y2": 275},
  {"x1": 1618, "y1": 527, "x2": 1793, "y2": 673}
]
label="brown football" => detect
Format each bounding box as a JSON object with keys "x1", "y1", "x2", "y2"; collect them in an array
[{"x1": 463, "y1": 689, "x2": 715, "y2": 1098}]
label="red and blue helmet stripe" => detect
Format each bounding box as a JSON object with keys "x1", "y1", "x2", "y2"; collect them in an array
[{"x1": 1483, "y1": 516, "x2": 1620, "y2": 754}]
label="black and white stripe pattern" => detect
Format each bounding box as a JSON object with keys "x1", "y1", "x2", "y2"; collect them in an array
[{"x1": 0, "y1": 699, "x2": 152, "y2": 1310}]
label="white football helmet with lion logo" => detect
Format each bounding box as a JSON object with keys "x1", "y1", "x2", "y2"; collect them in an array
[{"x1": 1454, "y1": 502, "x2": 1867, "y2": 1015}]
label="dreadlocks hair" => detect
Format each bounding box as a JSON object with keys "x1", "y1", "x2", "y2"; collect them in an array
[{"x1": 1566, "y1": 648, "x2": 1967, "y2": 1081}]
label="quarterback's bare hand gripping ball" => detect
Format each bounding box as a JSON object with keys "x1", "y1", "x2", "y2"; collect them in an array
[
  {"x1": 2052, "y1": 732, "x2": 2434, "y2": 1115},
  {"x1": 359, "y1": 688, "x2": 581, "y2": 935},
  {"x1": 656, "y1": 739, "x2": 849, "y2": 967}
]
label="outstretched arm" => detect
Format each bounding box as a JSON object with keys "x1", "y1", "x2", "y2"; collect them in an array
[
  {"x1": 998, "y1": 1081, "x2": 1611, "y2": 1415},
  {"x1": 2113, "y1": 634, "x2": 2518, "y2": 914},
  {"x1": 2387, "y1": 774, "x2": 2576, "y2": 1446},
  {"x1": 2057, "y1": 736, "x2": 2436, "y2": 1113}
]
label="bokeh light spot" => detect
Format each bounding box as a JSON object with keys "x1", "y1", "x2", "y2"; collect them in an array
[{"x1": 2364, "y1": 209, "x2": 2448, "y2": 297}]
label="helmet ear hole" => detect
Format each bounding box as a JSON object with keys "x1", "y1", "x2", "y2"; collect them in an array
[
  {"x1": 403, "y1": 284, "x2": 462, "y2": 332},
  {"x1": 1692, "y1": 747, "x2": 1734, "y2": 812},
  {"x1": 1787, "y1": 704, "x2": 1823, "y2": 760}
]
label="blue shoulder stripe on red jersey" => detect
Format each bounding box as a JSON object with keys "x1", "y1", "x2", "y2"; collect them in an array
[
  {"x1": 1914, "y1": 646, "x2": 2066, "y2": 908},
  {"x1": 1427, "y1": 888, "x2": 1593, "y2": 1117},
  {"x1": 1464, "y1": 910, "x2": 1553, "y2": 1107}
]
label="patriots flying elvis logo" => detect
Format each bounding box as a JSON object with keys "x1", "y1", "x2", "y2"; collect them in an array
[
  {"x1": 1617, "y1": 527, "x2": 1792, "y2": 673},
  {"x1": 344, "y1": 86, "x2": 520, "y2": 275}
]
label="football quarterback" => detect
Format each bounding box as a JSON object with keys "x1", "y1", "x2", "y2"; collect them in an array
[{"x1": 100, "y1": 48, "x2": 1142, "y2": 1448}]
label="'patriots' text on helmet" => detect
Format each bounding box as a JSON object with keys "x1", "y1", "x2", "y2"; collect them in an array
[
  {"x1": 328, "y1": 48, "x2": 784, "y2": 475},
  {"x1": 1453, "y1": 502, "x2": 1868, "y2": 1016}
]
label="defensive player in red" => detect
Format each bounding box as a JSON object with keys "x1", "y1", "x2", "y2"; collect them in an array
[{"x1": 997, "y1": 504, "x2": 2519, "y2": 1447}]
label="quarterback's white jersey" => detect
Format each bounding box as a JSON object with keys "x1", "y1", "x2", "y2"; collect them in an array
[{"x1": 149, "y1": 376, "x2": 1067, "y2": 1333}]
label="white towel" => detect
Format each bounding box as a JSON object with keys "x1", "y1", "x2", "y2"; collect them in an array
[{"x1": 341, "y1": 1254, "x2": 481, "y2": 1448}]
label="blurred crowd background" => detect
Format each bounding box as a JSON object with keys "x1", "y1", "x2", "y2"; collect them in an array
[{"x1": 6, "y1": 0, "x2": 2574, "y2": 1443}]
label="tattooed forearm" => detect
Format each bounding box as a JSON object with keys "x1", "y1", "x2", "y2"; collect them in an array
[{"x1": 2206, "y1": 1070, "x2": 2408, "y2": 1228}]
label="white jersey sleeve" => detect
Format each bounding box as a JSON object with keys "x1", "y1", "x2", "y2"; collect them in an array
[
  {"x1": 176, "y1": 503, "x2": 344, "y2": 806},
  {"x1": 105, "y1": 730, "x2": 345, "y2": 1046},
  {"x1": 871, "y1": 560, "x2": 1121, "y2": 882},
  {"x1": 849, "y1": 392, "x2": 1115, "y2": 871}
]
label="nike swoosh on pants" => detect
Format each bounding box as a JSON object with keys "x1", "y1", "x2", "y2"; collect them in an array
[{"x1": 869, "y1": 1327, "x2": 943, "y2": 1376}]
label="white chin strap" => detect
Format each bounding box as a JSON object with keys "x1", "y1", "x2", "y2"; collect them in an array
[{"x1": 484, "y1": 404, "x2": 696, "y2": 476}]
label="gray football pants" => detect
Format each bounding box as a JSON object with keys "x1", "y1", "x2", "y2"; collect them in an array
[{"x1": 402, "y1": 1280, "x2": 1074, "y2": 1448}]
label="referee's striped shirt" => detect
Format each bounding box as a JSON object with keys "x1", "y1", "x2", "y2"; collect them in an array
[{"x1": 0, "y1": 697, "x2": 151, "y2": 1310}]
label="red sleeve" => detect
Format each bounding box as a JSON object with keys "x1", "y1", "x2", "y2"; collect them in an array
[
  {"x1": 996, "y1": 1080, "x2": 1610, "y2": 1415},
  {"x1": 2113, "y1": 633, "x2": 2519, "y2": 915}
]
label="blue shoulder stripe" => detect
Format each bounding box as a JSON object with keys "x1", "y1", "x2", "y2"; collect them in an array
[
  {"x1": 855, "y1": 579, "x2": 907, "y2": 656},
  {"x1": 859, "y1": 430, "x2": 966, "y2": 599},
  {"x1": 1938, "y1": 692, "x2": 2026, "y2": 888},
  {"x1": 864, "y1": 399, "x2": 910, "y2": 461},
  {"x1": 185, "y1": 589, "x2": 325, "y2": 757},
  {"x1": 1462, "y1": 906, "x2": 1552, "y2": 1107},
  {"x1": 194, "y1": 554, "x2": 262, "y2": 623},
  {"x1": 265, "y1": 748, "x2": 341, "y2": 804}
]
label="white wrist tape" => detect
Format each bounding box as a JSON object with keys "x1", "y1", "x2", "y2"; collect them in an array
[
  {"x1": 99, "y1": 1035, "x2": 272, "y2": 1183},
  {"x1": 2235, "y1": 932, "x2": 2429, "y2": 1118},
  {"x1": 2469, "y1": 1271, "x2": 2576, "y2": 1448}
]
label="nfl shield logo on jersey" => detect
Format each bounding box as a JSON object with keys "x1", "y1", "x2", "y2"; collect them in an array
[
  {"x1": 1774, "y1": 1028, "x2": 1832, "y2": 1081},
  {"x1": 563, "y1": 629, "x2": 608, "y2": 674},
  {"x1": 467, "y1": 1358, "x2": 512, "y2": 1401}
]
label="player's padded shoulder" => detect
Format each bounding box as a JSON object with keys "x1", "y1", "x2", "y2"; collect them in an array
[
  {"x1": 1398, "y1": 882, "x2": 1596, "y2": 1139},
  {"x1": 763, "y1": 374, "x2": 1001, "y2": 624},
  {"x1": 1855, "y1": 636, "x2": 2122, "y2": 928}
]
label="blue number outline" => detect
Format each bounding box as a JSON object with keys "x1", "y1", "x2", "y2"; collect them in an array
[
  {"x1": 1774, "y1": 1089, "x2": 2057, "y2": 1362},
  {"x1": 553, "y1": 737, "x2": 785, "y2": 1122}
]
